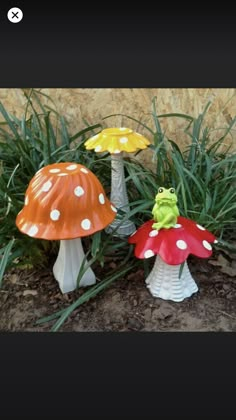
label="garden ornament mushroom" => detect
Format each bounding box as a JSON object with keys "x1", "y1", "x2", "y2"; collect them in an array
[
  {"x1": 128, "y1": 187, "x2": 217, "y2": 302},
  {"x1": 85, "y1": 127, "x2": 150, "y2": 237},
  {"x1": 16, "y1": 162, "x2": 117, "y2": 294}
]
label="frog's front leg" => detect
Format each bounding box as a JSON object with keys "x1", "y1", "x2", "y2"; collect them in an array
[{"x1": 152, "y1": 212, "x2": 177, "y2": 230}]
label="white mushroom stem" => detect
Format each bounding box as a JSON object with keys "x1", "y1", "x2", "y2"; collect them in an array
[
  {"x1": 53, "y1": 238, "x2": 96, "y2": 294},
  {"x1": 105, "y1": 152, "x2": 136, "y2": 236},
  {"x1": 146, "y1": 255, "x2": 198, "y2": 302}
]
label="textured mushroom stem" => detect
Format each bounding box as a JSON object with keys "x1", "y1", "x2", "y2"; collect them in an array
[
  {"x1": 53, "y1": 238, "x2": 96, "y2": 294},
  {"x1": 105, "y1": 152, "x2": 136, "y2": 236},
  {"x1": 146, "y1": 255, "x2": 198, "y2": 302}
]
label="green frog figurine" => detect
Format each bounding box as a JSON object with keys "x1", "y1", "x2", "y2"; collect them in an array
[{"x1": 152, "y1": 187, "x2": 179, "y2": 230}]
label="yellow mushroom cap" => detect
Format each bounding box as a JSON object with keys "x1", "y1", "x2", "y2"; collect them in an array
[{"x1": 84, "y1": 127, "x2": 150, "y2": 154}]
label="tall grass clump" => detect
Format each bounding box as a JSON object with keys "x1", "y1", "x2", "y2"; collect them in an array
[
  {"x1": 104, "y1": 98, "x2": 236, "y2": 241},
  {"x1": 0, "y1": 89, "x2": 112, "y2": 281}
]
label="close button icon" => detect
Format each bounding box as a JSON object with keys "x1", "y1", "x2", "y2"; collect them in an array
[{"x1": 7, "y1": 7, "x2": 23, "y2": 23}]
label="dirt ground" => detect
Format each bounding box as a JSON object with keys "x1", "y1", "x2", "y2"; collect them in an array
[{"x1": 0, "y1": 247, "x2": 236, "y2": 332}]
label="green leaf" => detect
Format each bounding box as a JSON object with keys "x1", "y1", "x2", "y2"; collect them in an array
[
  {"x1": 179, "y1": 262, "x2": 185, "y2": 279},
  {"x1": 0, "y1": 239, "x2": 15, "y2": 287}
]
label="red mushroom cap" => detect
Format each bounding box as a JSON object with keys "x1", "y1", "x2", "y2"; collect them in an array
[
  {"x1": 16, "y1": 162, "x2": 117, "y2": 240},
  {"x1": 128, "y1": 216, "x2": 217, "y2": 265}
]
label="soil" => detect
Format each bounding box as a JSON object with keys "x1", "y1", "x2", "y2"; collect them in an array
[{"x1": 1, "y1": 249, "x2": 236, "y2": 332}]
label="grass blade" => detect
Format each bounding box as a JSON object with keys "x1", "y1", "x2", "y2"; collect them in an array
[{"x1": 0, "y1": 239, "x2": 15, "y2": 287}]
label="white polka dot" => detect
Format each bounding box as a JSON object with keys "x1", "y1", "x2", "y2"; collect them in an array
[
  {"x1": 99, "y1": 193, "x2": 105, "y2": 204},
  {"x1": 57, "y1": 173, "x2": 68, "y2": 177},
  {"x1": 196, "y1": 224, "x2": 205, "y2": 231},
  {"x1": 50, "y1": 209, "x2": 60, "y2": 221},
  {"x1": 144, "y1": 249, "x2": 155, "y2": 258},
  {"x1": 95, "y1": 145, "x2": 102, "y2": 152},
  {"x1": 202, "y1": 240, "x2": 212, "y2": 250},
  {"x1": 74, "y1": 186, "x2": 84, "y2": 197},
  {"x1": 111, "y1": 205, "x2": 117, "y2": 213},
  {"x1": 149, "y1": 230, "x2": 159, "y2": 237},
  {"x1": 119, "y1": 127, "x2": 127, "y2": 131},
  {"x1": 113, "y1": 149, "x2": 121, "y2": 154},
  {"x1": 80, "y1": 168, "x2": 89, "y2": 174},
  {"x1": 49, "y1": 168, "x2": 60, "y2": 173},
  {"x1": 81, "y1": 218, "x2": 91, "y2": 230},
  {"x1": 119, "y1": 137, "x2": 128, "y2": 144},
  {"x1": 214, "y1": 239, "x2": 218, "y2": 244},
  {"x1": 92, "y1": 134, "x2": 99, "y2": 139},
  {"x1": 173, "y1": 224, "x2": 182, "y2": 228},
  {"x1": 28, "y1": 225, "x2": 39, "y2": 237},
  {"x1": 176, "y1": 240, "x2": 187, "y2": 250},
  {"x1": 25, "y1": 195, "x2": 29, "y2": 205},
  {"x1": 42, "y1": 181, "x2": 52, "y2": 192},
  {"x1": 66, "y1": 164, "x2": 77, "y2": 170}
]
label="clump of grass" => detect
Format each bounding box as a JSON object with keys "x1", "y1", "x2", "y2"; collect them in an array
[
  {"x1": 0, "y1": 89, "x2": 108, "y2": 281},
  {"x1": 105, "y1": 98, "x2": 236, "y2": 240}
]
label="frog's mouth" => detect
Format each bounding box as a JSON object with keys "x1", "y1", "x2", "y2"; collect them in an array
[{"x1": 157, "y1": 198, "x2": 176, "y2": 204}]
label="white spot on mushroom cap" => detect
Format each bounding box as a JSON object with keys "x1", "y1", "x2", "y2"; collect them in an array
[
  {"x1": 119, "y1": 137, "x2": 128, "y2": 144},
  {"x1": 92, "y1": 134, "x2": 99, "y2": 139},
  {"x1": 144, "y1": 249, "x2": 155, "y2": 258},
  {"x1": 196, "y1": 224, "x2": 205, "y2": 231},
  {"x1": 202, "y1": 240, "x2": 212, "y2": 250},
  {"x1": 111, "y1": 205, "x2": 117, "y2": 213},
  {"x1": 49, "y1": 168, "x2": 60, "y2": 173},
  {"x1": 28, "y1": 225, "x2": 39, "y2": 237},
  {"x1": 130, "y1": 230, "x2": 137, "y2": 237},
  {"x1": 135, "y1": 132, "x2": 142, "y2": 136},
  {"x1": 113, "y1": 149, "x2": 121, "y2": 154},
  {"x1": 42, "y1": 181, "x2": 52, "y2": 192},
  {"x1": 176, "y1": 240, "x2": 187, "y2": 250},
  {"x1": 80, "y1": 168, "x2": 89, "y2": 174},
  {"x1": 50, "y1": 209, "x2": 60, "y2": 221},
  {"x1": 58, "y1": 173, "x2": 68, "y2": 177},
  {"x1": 74, "y1": 186, "x2": 84, "y2": 197},
  {"x1": 66, "y1": 164, "x2": 77, "y2": 170},
  {"x1": 149, "y1": 230, "x2": 159, "y2": 237},
  {"x1": 25, "y1": 195, "x2": 29, "y2": 205},
  {"x1": 214, "y1": 239, "x2": 218, "y2": 244},
  {"x1": 99, "y1": 193, "x2": 105, "y2": 204},
  {"x1": 173, "y1": 224, "x2": 182, "y2": 228},
  {"x1": 81, "y1": 218, "x2": 91, "y2": 230},
  {"x1": 95, "y1": 145, "x2": 102, "y2": 152},
  {"x1": 119, "y1": 127, "x2": 127, "y2": 131}
]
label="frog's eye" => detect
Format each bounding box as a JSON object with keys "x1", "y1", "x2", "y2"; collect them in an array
[
  {"x1": 158, "y1": 187, "x2": 164, "y2": 193},
  {"x1": 169, "y1": 188, "x2": 175, "y2": 194}
]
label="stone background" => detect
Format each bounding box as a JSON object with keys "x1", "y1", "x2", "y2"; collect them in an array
[{"x1": 0, "y1": 88, "x2": 235, "y2": 165}]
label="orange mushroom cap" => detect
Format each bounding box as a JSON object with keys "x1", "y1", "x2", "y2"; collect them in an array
[
  {"x1": 16, "y1": 162, "x2": 117, "y2": 240},
  {"x1": 85, "y1": 127, "x2": 151, "y2": 154}
]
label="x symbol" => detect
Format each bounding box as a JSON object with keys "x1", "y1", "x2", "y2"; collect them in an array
[
  {"x1": 7, "y1": 7, "x2": 23, "y2": 23},
  {"x1": 12, "y1": 11, "x2": 19, "y2": 19}
]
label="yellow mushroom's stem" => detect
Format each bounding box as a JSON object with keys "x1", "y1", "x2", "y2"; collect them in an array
[{"x1": 106, "y1": 152, "x2": 136, "y2": 237}]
